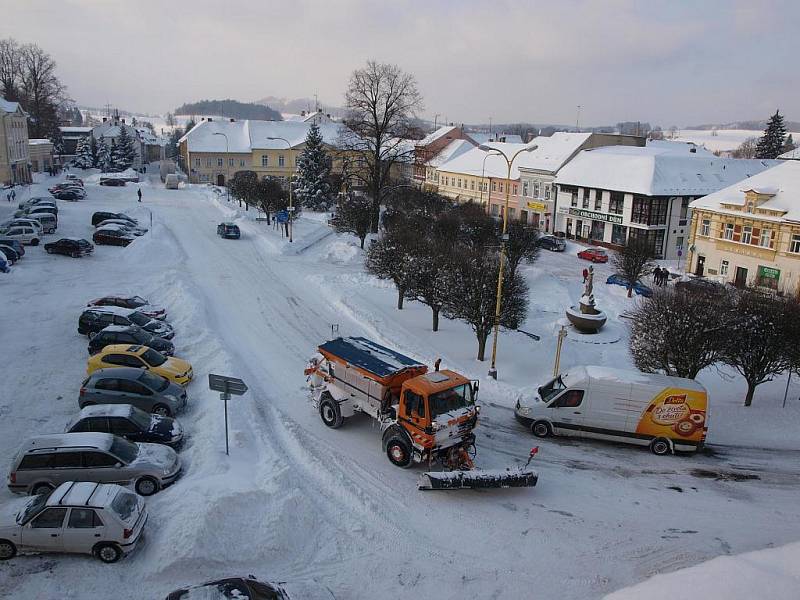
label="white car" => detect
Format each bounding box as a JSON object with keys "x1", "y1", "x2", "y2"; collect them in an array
[
  {"x1": 0, "y1": 225, "x2": 40, "y2": 246},
  {"x1": 0, "y1": 218, "x2": 43, "y2": 234},
  {"x1": 0, "y1": 481, "x2": 148, "y2": 563}
]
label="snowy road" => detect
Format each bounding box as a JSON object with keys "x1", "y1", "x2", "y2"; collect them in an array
[{"x1": 1, "y1": 171, "x2": 799, "y2": 599}]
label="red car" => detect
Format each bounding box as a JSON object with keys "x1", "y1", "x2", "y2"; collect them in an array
[
  {"x1": 87, "y1": 295, "x2": 167, "y2": 320},
  {"x1": 577, "y1": 247, "x2": 609, "y2": 263}
]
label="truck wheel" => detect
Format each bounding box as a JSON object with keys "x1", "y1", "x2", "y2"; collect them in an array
[
  {"x1": 319, "y1": 395, "x2": 343, "y2": 428},
  {"x1": 531, "y1": 421, "x2": 552, "y2": 438},
  {"x1": 385, "y1": 435, "x2": 413, "y2": 468},
  {"x1": 650, "y1": 437, "x2": 672, "y2": 456}
]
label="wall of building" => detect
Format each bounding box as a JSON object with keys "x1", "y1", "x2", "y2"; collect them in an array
[
  {"x1": 0, "y1": 110, "x2": 31, "y2": 184},
  {"x1": 436, "y1": 170, "x2": 490, "y2": 204},
  {"x1": 29, "y1": 142, "x2": 54, "y2": 172}
]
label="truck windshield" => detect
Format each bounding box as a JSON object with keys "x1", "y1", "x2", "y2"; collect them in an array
[
  {"x1": 429, "y1": 384, "x2": 473, "y2": 418},
  {"x1": 539, "y1": 376, "x2": 566, "y2": 402}
]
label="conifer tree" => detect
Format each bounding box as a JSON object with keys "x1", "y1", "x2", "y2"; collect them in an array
[
  {"x1": 90, "y1": 135, "x2": 98, "y2": 167},
  {"x1": 293, "y1": 122, "x2": 333, "y2": 210},
  {"x1": 96, "y1": 137, "x2": 111, "y2": 172},
  {"x1": 111, "y1": 126, "x2": 137, "y2": 171},
  {"x1": 72, "y1": 135, "x2": 94, "y2": 169},
  {"x1": 755, "y1": 110, "x2": 788, "y2": 159}
]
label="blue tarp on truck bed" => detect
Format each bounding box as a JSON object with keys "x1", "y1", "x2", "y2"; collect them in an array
[{"x1": 319, "y1": 337, "x2": 425, "y2": 378}]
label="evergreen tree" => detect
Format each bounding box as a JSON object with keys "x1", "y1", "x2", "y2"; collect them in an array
[
  {"x1": 110, "y1": 126, "x2": 137, "y2": 171},
  {"x1": 755, "y1": 110, "x2": 787, "y2": 159},
  {"x1": 72, "y1": 135, "x2": 94, "y2": 169},
  {"x1": 90, "y1": 135, "x2": 99, "y2": 167},
  {"x1": 293, "y1": 122, "x2": 333, "y2": 210},
  {"x1": 783, "y1": 133, "x2": 796, "y2": 154},
  {"x1": 96, "y1": 137, "x2": 111, "y2": 172}
]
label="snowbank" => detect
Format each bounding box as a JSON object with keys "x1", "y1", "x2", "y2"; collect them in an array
[{"x1": 604, "y1": 541, "x2": 800, "y2": 599}]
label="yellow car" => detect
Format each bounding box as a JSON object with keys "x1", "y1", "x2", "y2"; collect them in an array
[{"x1": 87, "y1": 344, "x2": 194, "y2": 386}]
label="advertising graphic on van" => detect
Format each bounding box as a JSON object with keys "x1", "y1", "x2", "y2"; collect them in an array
[{"x1": 635, "y1": 389, "x2": 707, "y2": 442}]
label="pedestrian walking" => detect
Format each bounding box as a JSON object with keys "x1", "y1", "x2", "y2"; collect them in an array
[
  {"x1": 5, "y1": 192, "x2": 10, "y2": 203},
  {"x1": 137, "y1": 188, "x2": 142, "y2": 202},
  {"x1": 582, "y1": 268, "x2": 589, "y2": 283},
  {"x1": 661, "y1": 268, "x2": 669, "y2": 286},
  {"x1": 653, "y1": 267, "x2": 661, "y2": 286},
  {"x1": 10, "y1": 189, "x2": 16, "y2": 201}
]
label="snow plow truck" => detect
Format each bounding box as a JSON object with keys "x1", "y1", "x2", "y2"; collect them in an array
[{"x1": 305, "y1": 336, "x2": 538, "y2": 490}]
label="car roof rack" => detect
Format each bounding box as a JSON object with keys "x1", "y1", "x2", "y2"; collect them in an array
[
  {"x1": 57, "y1": 481, "x2": 77, "y2": 505},
  {"x1": 84, "y1": 482, "x2": 101, "y2": 506}
]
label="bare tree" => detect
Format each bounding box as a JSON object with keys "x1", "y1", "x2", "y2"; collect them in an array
[
  {"x1": 505, "y1": 222, "x2": 540, "y2": 279},
  {"x1": 613, "y1": 239, "x2": 655, "y2": 297},
  {"x1": 628, "y1": 288, "x2": 731, "y2": 379},
  {"x1": 339, "y1": 61, "x2": 423, "y2": 232},
  {"x1": 0, "y1": 38, "x2": 22, "y2": 100},
  {"x1": 408, "y1": 238, "x2": 454, "y2": 331},
  {"x1": 732, "y1": 136, "x2": 759, "y2": 159},
  {"x1": 365, "y1": 226, "x2": 418, "y2": 309},
  {"x1": 331, "y1": 193, "x2": 372, "y2": 249}
]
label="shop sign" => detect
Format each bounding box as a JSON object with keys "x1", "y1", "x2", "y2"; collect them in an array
[
  {"x1": 568, "y1": 207, "x2": 624, "y2": 225},
  {"x1": 526, "y1": 201, "x2": 547, "y2": 212},
  {"x1": 757, "y1": 265, "x2": 780, "y2": 280}
]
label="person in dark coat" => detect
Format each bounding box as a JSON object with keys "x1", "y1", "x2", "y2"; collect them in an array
[
  {"x1": 653, "y1": 267, "x2": 662, "y2": 286},
  {"x1": 582, "y1": 268, "x2": 589, "y2": 283},
  {"x1": 137, "y1": 188, "x2": 142, "y2": 202}
]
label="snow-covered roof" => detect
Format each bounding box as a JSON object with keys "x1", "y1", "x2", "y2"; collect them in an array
[
  {"x1": 425, "y1": 139, "x2": 474, "y2": 168},
  {"x1": 60, "y1": 126, "x2": 93, "y2": 134},
  {"x1": 646, "y1": 139, "x2": 714, "y2": 156},
  {"x1": 555, "y1": 145, "x2": 778, "y2": 196},
  {"x1": 469, "y1": 133, "x2": 524, "y2": 145},
  {"x1": 515, "y1": 132, "x2": 592, "y2": 174},
  {"x1": 92, "y1": 122, "x2": 140, "y2": 141},
  {"x1": 179, "y1": 119, "x2": 344, "y2": 153},
  {"x1": 778, "y1": 146, "x2": 800, "y2": 160},
  {"x1": 0, "y1": 97, "x2": 25, "y2": 115},
  {"x1": 689, "y1": 160, "x2": 800, "y2": 221},
  {"x1": 437, "y1": 143, "x2": 537, "y2": 179},
  {"x1": 417, "y1": 125, "x2": 459, "y2": 148},
  {"x1": 28, "y1": 139, "x2": 52, "y2": 146}
]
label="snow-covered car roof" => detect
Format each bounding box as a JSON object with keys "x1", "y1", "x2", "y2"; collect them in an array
[
  {"x1": 86, "y1": 305, "x2": 137, "y2": 316},
  {"x1": 76, "y1": 403, "x2": 137, "y2": 419},
  {"x1": 47, "y1": 481, "x2": 122, "y2": 509}
]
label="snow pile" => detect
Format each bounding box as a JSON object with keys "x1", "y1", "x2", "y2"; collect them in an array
[
  {"x1": 317, "y1": 238, "x2": 362, "y2": 264},
  {"x1": 604, "y1": 541, "x2": 800, "y2": 599}
]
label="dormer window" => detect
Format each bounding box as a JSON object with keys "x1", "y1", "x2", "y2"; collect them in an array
[{"x1": 746, "y1": 201, "x2": 754, "y2": 213}]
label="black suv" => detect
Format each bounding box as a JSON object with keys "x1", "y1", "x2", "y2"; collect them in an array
[
  {"x1": 91, "y1": 212, "x2": 137, "y2": 227},
  {"x1": 44, "y1": 238, "x2": 94, "y2": 257},
  {"x1": 538, "y1": 235, "x2": 566, "y2": 252},
  {"x1": 78, "y1": 308, "x2": 174, "y2": 339},
  {"x1": 87, "y1": 325, "x2": 175, "y2": 356},
  {"x1": 217, "y1": 222, "x2": 240, "y2": 239}
]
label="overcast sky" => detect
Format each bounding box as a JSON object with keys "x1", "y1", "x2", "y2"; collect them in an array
[{"x1": 3, "y1": 0, "x2": 798, "y2": 127}]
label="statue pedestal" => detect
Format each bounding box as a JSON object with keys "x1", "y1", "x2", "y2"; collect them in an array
[{"x1": 565, "y1": 293, "x2": 607, "y2": 333}]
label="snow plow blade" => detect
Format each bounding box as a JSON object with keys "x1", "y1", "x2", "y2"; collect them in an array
[{"x1": 418, "y1": 469, "x2": 538, "y2": 491}]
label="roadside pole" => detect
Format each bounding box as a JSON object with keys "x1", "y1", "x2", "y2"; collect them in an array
[
  {"x1": 553, "y1": 326, "x2": 567, "y2": 377},
  {"x1": 208, "y1": 374, "x2": 249, "y2": 456}
]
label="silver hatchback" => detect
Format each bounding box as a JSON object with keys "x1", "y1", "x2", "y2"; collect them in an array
[
  {"x1": 80, "y1": 367, "x2": 188, "y2": 417},
  {"x1": 8, "y1": 432, "x2": 181, "y2": 497}
]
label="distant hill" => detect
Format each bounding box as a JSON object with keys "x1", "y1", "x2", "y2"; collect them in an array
[
  {"x1": 174, "y1": 99, "x2": 281, "y2": 121},
  {"x1": 687, "y1": 119, "x2": 800, "y2": 132},
  {"x1": 255, "y1": 96, "x2": 345, "y2": 118}
]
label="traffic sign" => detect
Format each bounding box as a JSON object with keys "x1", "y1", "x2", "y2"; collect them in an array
[
  {"x1": 276, "y1": 210, "x2": 289, "y2": 223},
  {"x1": 208, "y1": 374, "x2": 248, "y2": 395}
]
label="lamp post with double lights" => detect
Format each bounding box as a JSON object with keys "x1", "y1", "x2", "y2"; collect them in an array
[
  {"x1": 211, "y1": 132, "x2": 230, "y2": 203},
  {"x1": 266, "y1": 136, "x2": 294, "y2": 242},
  {"x1": 478, "y1": 143, "x2": 538, "y2": 380}
]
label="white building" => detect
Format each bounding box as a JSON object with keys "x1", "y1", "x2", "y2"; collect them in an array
[
  {"x1": 554, "y1": 145, "x2": 778, "y2": 260},
  {"x1": 0, "y1": 97, "x2": 31, "y2": 185},
  {"x1": 91, "y1": 116, "x2": 144, "y2": 168}
]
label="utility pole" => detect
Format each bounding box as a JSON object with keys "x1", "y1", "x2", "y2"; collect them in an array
[
  {"x1": 553, "y1": 326, "x2": 567, "y2": 377},
  {"x1": 576, "y1": 105, "x2": 581, "y2": 131},
  {"x1": 434, "y1": 114, "x2": 440, "y2": 129}
]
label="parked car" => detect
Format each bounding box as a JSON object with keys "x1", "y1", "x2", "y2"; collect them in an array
[
  {"x1": 18, "y1": 196, "x2": 53, "y2": 210},
  {"x1": 88, "y1": 325, "x2": 174, "y2": 356},
  {"x1": 44, "y1": 238, "x2": 94, "y2": 257},
  {"x1": 65, "y1": 175, "x2": 84, "y2": 185},
  {"x1": 87, "y1": 345, "x2": 192, "y2": 386},
  {"x1": 80, "y1": 368, "x2": 188, "y2": 417},
  {"x1": 65, "y1": 404, "x2": 184, "y2": 447},
  {"x1": 51, "y1": 189, "x2": 84, "y2": 201},
  {"x1": 7, "y1": 432, "x2": 181, "y2": 496},
  {"x1": 17, "y1": 202, "x2": 57, "y2": 216},
  {"x1": 28, "y1": 212, "x2": 58, "y2": 234},
  {"x1": 0, "y1": 481, "x2": 147, "y2": 563},
  {"x1": 92, "y1": 212, "x2": 137, "y2": 227},
  {"x1": 675, "y1": 277, "x2": 727, "y2": 296},
  {"x1": 0, "y1": 239, "x2": 24, "y2": 258},
  {"x1": 0, "y1": 255, "x2": 9, "y2": 274},
  {"x1": 2, "y1": 218, "x2": 44, "y2": 235},
  {"x1": 96, "y1": 220, "x2": 148, "y2": 235},
  {"x1": 217, "y1": 222, "x2": 241, "y2": 239},
  {"x1": 87, "y1": 295, "x2": 166, "y2": 320},
  {"x1": 0, "y1": 225, "x2": 40, "y2": 246},
  {"x1": 606, "y1": 273, "x2": 653, "y2": 297},
  {"x1": 165, "y1": 576, "x2": 336, "y2": 600},
  {"x1": 577, "y1": 247, "x2": 609, "y2": 263},
  {"x1": 79, "y1": 307, "x2": 173, "y2": 338},
  {"x1": 0, "y1": 245, "x2": 20, "y2": 264},
  {"x1": 538, "y1": 235, "x2": 566, "y2": 252},
  {"x1": 99, "y1": 178, "x2": 126, "y2": 187},
  {"x1": 93, "y1": 227, "x2": 136, "y2": 247}
]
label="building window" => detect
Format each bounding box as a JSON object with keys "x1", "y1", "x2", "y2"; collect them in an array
[
  {"x1": 457, "y1": 178, "x2": 462, "y2": 188},
  {"x1": 582, "y1": 188, "x2": 590, "y2": 208},
  {"x1": 676, "y1": 236, "x2": 684, "y2": 249},
  {"x1": 741, "y1": 226, "x2": 752, "y2": 244},
  {"x1": 790, "y1": 234, "x2": 800, "y2": 253},
  {"x1": 720, "y1": 260, "x2": 729, "y2": 276},
  {"x1": 240, "y1": 159, "x2": 246, "y2": 167},
  {"x1": 206, "y1": 158, "x2": 213, "y2": 167},
  {"x1": 700, "y1": 219, "x2": 710, "y2": 236},
  {"x1": 680, "y1": 197, "x2": 690, "y2": 222},
  {"x1": 746, "y1": 201, "x2": 754, "y2": 213},
  {"x1": 217, "y1": 158, "x2": 223, "y2": 167},
  {"x1": 509, "y1": 207, "x2": 516, "y2": 219},
  {"x1": 760, "y1": 229, "x2": 771, "y2": 247},
  {"x1": 492, "y1": 181, "x2": 497, "y2": 192},
  {"x1": 499, "y1": 182, "x2": 504, "y2": 193},
  {"x1": 194, "y1": 158, "x2": 200, "y2": 167},
  {"x1": 723, "y1": 223, "x2": 734, "y2": 240},
  {"x1": 513, "y1": 184, "x2": 518, "y2": 195},
  {"x1": 533, "y1": 182, "x2": 540, "y2": 197},
  {"x1": 545, "y1": 185, "x2": 551, "y2": 200},
  {"x1": 471, "y1": 180, "x2": 475, "y2": 190},
  {"x1": 523, "y1": 181, "x2": 529, "y2": 196},
  {"x1": 229, "y1": 158, "x2": 235, "y2": 167},
  {"x1": 261, "y1": 155, "x2": 268, "y2": 167},
  {"x1": 594, "y1": 190, "x2": 603, "y2": 211},
  {"x1": 490, "y1": 204, "x2": 499, "y2": 216},
  {"x1": 278, "y1": 155, "x2": 285, "y2": 167},
  {"x1": 609, "y1": 191, "x2": 624, "y2": 215}
]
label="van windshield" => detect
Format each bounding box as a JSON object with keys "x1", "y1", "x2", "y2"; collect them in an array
[
  {"x1": 539, "y1": 376, "x2": 566, "y2": 403},
  {"x1": 429, "y1": 384, "x2": 473, "y2": 418}
]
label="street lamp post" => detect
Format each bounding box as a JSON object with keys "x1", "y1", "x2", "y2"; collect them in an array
[
  {"x1": 266, "y1": 136, "x2": 294, "y2": 243},
  {"x1": 480, "y1": 152, "x2": 491, "y2": 207},
  {"x1": 478, "y1": 143, "x2": 538, "y2": 380},
  {"x1": 211, "y1": 132, "x2": 230, "y2": 203}
]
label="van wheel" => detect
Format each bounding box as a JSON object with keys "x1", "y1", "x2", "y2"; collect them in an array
[
  {"x1": 95, "y1": 543, "x2": 122, "y2": 563},
  {"x1": 152, "y1": 404, "x2": 172, "y2": 417},
  {"x1": 31, "y1": 482, "x2": 54, "y2": 496},
  {"x1": 135, "y1": 476, "x2": 159, "y2": 496},
  {"x1": 385, "y1": 435, "x2": 413, "y2": 468},
  {"x1": 0, "y1": 539, "x2": 16, "y2": 560},
  {"x1": 531, "y1": 421, "x2": 552, "y2": 438},
  {"x1": 650, "y1": 438, "x2": 672, "y2": 456},
  {"x1": 319, "y1": 394, "x2": 343, "y2": 428}
]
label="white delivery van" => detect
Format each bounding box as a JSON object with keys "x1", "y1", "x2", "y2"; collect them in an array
[{"x1": 515, "y1": 366, "x2": 708, "y2": 455}]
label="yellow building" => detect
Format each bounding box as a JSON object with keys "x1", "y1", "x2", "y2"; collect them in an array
[
  {"x1": 434, "y1": 143, "x2": 525, "y2": 205},
  {"x1": 1, "y1": 98, "x2": 31, "y2": 185},
  {"x1": 688, "y1": 161, "x2": 800, "y2": 294}
]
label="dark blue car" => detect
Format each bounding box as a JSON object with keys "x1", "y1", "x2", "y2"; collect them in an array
[
  {"x1": 606, "y1": 273, "x2": 653, "y2": 297},
  {"x1": 217, "y1": 222, "x2": 240, "y2": 239}
]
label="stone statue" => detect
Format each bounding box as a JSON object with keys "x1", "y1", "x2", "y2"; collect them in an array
[{"x1": 567, "y1": 264, "x2": 607, "y2": 333}]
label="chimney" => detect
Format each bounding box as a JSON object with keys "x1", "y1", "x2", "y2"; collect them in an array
[{"x1": 208, "y1": 117, "x2": 213, "y2": 122}]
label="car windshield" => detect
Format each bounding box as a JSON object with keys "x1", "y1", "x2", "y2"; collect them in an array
[
  {"x1": 110, "y1": 490, "x2": 139, "y2": 521},
  {"x1": 129, "y1": 407, "x2": 153, "y2": 430},
  {"x1": 429, "y1": 384, "x2": 473, "y2": 418},
  {"x1": 539, "y1": 376, "x2": 566, "y2": 402},
  {"x1": 110, "y1": 437, "x2": 138, "y2": 463},
  {"x1": 17, "y1": 493, "x2": 48, "y2": 524},
  {"x1": 142, "y1": 348, "x2": 167, "y2": 367},
  {"x1": 130, "y1": 296, "x2": 146, "y2": 306},
  {"x1": 128, "y1": 312, "x2": 149, "y2": 326},
  {"x1": 139, "y1": 370, "x2": 170, "y2": 392}
]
